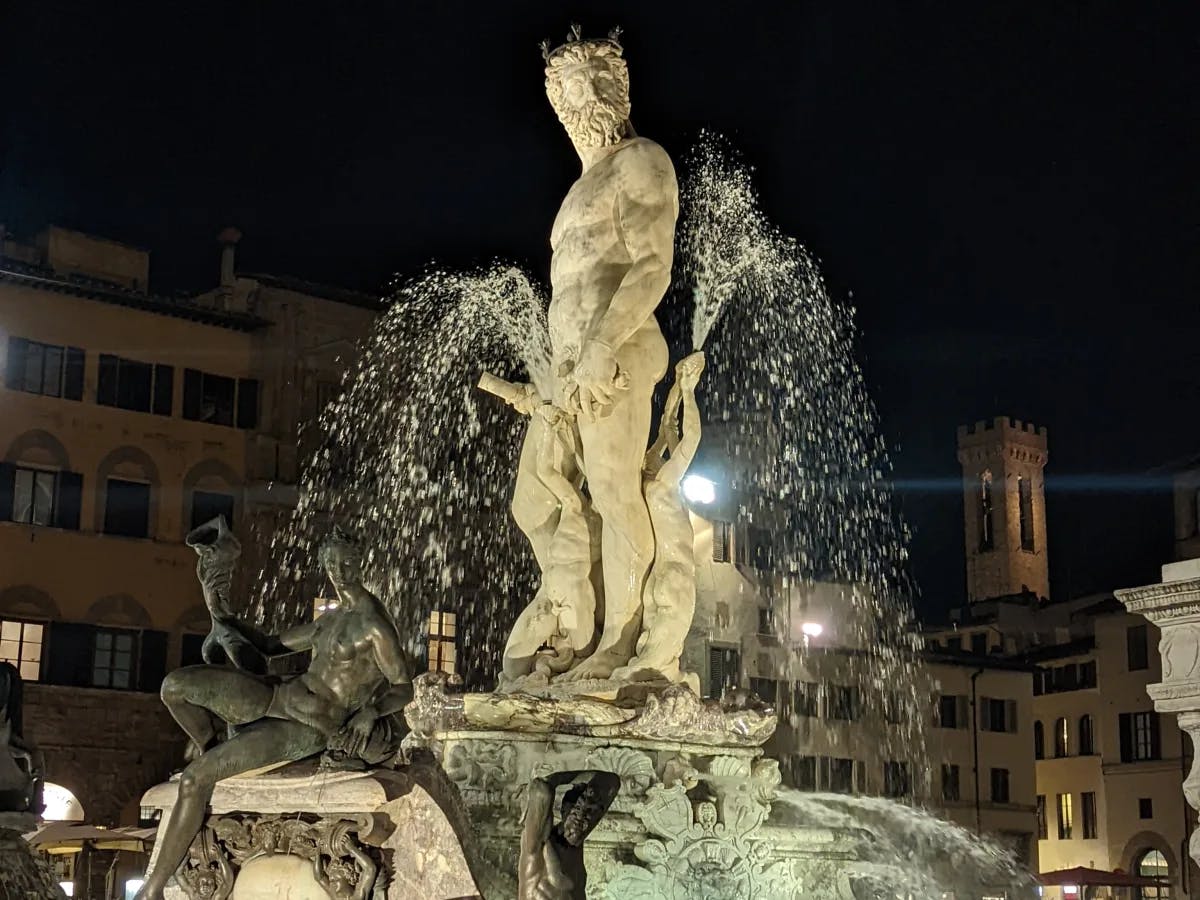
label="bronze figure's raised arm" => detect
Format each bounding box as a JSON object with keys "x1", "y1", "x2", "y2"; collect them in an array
[{"x1": 519, "y1": 769, "x2": 620, "y2": 900}]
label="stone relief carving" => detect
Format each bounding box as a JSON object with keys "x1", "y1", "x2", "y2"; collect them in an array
[
  {"x1": 177, "y1": 814, "x2": 378, "y2": 900},
  {"x1": 1118, "y1": 576, "x2": 1200, "y2": 869},
  {"x1": 603, "y1": 779, "x2": 792, "y2": 900}
]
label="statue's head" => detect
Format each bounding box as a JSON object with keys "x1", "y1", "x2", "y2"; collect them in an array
[
  {"x1": 319, "y1": 527, "x2": 364, "y2": 588},
  {"x1": 543, "y1": 25, "x2": 631, "y2": 149}
]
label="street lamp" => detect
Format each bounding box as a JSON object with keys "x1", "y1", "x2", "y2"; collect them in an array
[{"x1": 682, "y1": 474, "x2": 716, "y2": 504}]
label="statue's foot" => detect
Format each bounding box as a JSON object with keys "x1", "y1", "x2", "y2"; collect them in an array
[{"x1": 557, "y1": 651, "x2": 626, "y2": 683}]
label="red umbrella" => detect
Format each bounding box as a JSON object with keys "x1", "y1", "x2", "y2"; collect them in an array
[{"x1": 1038, "y1": 866, "x2": 1168, "y2": 888}]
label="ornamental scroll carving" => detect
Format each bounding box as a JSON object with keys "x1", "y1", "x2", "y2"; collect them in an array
[{"x1": 177, "y1": 814, "x2": 377, "y2": 900}]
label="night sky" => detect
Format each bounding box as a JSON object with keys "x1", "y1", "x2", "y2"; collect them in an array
[{"x1": 3, "y1": 2, "x2": 1197, "y2": 619}]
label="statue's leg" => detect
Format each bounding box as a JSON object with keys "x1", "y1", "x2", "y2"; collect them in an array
[
  {"x1": 160, "y1": 666, "x2": 273, "y2": 753},
  {"x1": 615, "y1": 563, "x2": 695, "y2": 682},
  {"x1": 511, "y1": 415, "x2": 562, "y2": 570},
  {"x1": 560, "y1": 381, "x2": 657, "y2": 682},
  {"x1": 500, "y1": 597, "x2": 557, "y2": 685},
  {"x1": 138, "y1": 719, "x2": 324, "y2": 900}
]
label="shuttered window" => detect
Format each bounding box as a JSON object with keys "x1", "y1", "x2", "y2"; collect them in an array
[
  {"x1": 0, "y1": 464, "x2": 82, "y2": 530},
  {"x1": 5, "y1": 337, "x2": 84, "y2": 400}
]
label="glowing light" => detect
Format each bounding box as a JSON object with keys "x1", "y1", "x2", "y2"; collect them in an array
[
  {"x1": 801, "y1": 622, "x2": 824, "y2": 638},
  {"x1": 42, "y1": 782, "x2": 84, "y2": 821},
  {"x1": 682, "y1": 475, "x2": 716, "y2": 504},
  {"x1": 60, "y1": 883, "x2": 74, "y2": 897},
  {"x1": 124, "y1": 880, "x2": 145, "y2": 900}
]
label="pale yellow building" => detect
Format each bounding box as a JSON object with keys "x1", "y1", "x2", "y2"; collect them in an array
[
  {"x1": 927, "y1": 416, "x2": 1194, "y2": 900},
  {"x1": 0, "y1": 226, "x2": 377, "y2": 836},
  {"x1": 685, "y1": 507, "x2": 1039, "y2": 871}
]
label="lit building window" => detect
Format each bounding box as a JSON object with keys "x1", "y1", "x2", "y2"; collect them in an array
[
  {"x1": 1137, "y1": 848, "x2": 1171, "y2": 899},
  {"x1": 428, "y1": 610, "x2": 457, "y2": 675},
  {"x1": 0, "y1": 619, "x2": 43, "y2": 681},
  {"x1": 712, "y1": 520, "x2": 733, "y2": 563},
  {"x1": 313, "y1": 596, "x2": 338, "y2": 619},
  {"x1": 1057, "y1": 792, "x2": 1073, "y2": 839},
  {"x1": 1054, "y1": 716, "x2": 1069, "y2": 757},
  {"x1": 92, "y1": 629, "x2": 135, "y2": 689}
]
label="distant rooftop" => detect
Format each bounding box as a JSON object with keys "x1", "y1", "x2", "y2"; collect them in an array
[
  {"x1": 0, "y1": 255, "x2": 268, "y2": 332},
  {"x1": 239, "y1": 272, "x2": 382, "y2": 310}
]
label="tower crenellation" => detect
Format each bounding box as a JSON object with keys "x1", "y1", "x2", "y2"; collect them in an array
[{"x1": 956, "y1": 415, "x2": 1050, "y2": 604}]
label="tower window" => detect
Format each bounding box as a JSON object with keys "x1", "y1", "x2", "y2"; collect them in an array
[
  {"x1": 979, "y1": 472, "x2": 994, "y2": 551},
  {"x1": 1018, "y1": 476, "x2": 1035, "y2": 551}
]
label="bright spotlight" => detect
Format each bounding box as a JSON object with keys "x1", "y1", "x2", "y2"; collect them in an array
[
  {"x1": 682, "y1": 475, "x2": 716, "y2": 504},
  {"x1": 124, "y1": 880, "x2": 145, "y2": 900},
  {"x1": 801, "y1": 622, "x2": 824, "y2": 638}
]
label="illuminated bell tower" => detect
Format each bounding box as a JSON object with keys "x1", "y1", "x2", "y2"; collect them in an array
[{"x1": 956, "y1": 416, "x2": 1050, "y2": 604}]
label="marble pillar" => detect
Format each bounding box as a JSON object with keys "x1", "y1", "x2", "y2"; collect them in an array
[{"x1": 1116, "y1": 558, "x2": 1200, "y2": 867}]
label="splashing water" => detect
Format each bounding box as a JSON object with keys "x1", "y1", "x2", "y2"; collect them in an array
[
  {"x1": 257, "y1": 134, "x2": 927, "y2": 769},
  {"x1": 774, "y1": 791, "x2": 1037, "y2": 898},
  {"x1": 673, "y1": 132, "x2": 931, "y2": 780},
  {"x1": 253, "y1": 265, "x2": 549, "y2": 686}
]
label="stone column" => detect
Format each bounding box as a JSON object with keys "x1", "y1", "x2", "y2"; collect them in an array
[{"x1": 1116, "y1": 560, "x2": 1200, "y2": 867}]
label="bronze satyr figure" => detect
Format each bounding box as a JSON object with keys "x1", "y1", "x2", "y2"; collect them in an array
[
  {"x1": 519, "y1": 770, "x2": 620, "y2": 899},
  {"x1": 136, "y1": 528, "x2": 410, "y2": 900}
]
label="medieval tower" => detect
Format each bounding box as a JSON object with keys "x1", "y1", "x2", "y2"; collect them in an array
[{"x1": 956, "y1": 416, "x2": 1050, "y2": 603}]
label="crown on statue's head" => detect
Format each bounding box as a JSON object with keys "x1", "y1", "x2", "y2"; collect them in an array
[{"x1": 540, "y1": 23, "x2": 624, "y2": 64}]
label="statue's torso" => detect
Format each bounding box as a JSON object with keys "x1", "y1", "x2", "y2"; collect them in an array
[
  {"x1": 548, "y1": 137, "x2": 673, "y2": 366},
  {"x1": 301, "y1": 602, "x2": 393, "y2": 712}
]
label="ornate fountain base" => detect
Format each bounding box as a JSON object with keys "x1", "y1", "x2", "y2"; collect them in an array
[
  {"x1": 404, "y1": 675, "x2": 868, "y2": 900},
  {"x1": 0, "y1": 813, "x2": 66, "y2": 900},
  {"x1": 140, "y1": 757, "x2": 489, "y2": 900}
]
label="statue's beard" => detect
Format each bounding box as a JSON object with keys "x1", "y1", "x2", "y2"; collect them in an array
[{"x1": 557, "y1": 97, "x2": 629, "y2": 148}]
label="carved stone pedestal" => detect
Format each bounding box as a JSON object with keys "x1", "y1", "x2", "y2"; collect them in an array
[
  {"x1": 1117, "y1": 560, "x2": 1200, "y2": 868},
  {"x1": 141, "y1": 759, "x2": 486, "y2": 900},
  {"x1": 404, "y1": 675, "x2": 865, "y2": 899},
  {"x1": 0, "y1": 814, "x2": 66, "y2": 900}
]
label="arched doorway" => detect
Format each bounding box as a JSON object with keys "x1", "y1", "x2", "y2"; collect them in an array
[
  {"x1": 1136, "y1": 848, "x2": 1171, "y2": 899},
  {"x1": 41, "y1": 782, "x2": 85, "y2": 822}
]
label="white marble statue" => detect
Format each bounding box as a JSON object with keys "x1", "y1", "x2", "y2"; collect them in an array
[
  {"x1": 507, "y1": 25, "x2": 680, "y2": 685},
  {"x1": 500, "y1": 404, "x2": 600, "y2": 686},
  {"x1": 612, "y1": 351, "x2": 705, "y2": 689}
]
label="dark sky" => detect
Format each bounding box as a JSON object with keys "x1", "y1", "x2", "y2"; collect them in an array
[{"x1": 3, "y1": 2, "x2": 1197, "y2": 619}]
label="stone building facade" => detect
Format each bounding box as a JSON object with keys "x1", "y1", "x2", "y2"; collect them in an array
[
  {"x1": 928, "y1": 416, "x2": 1195, "y2": 899},
  {"x1": 957, "y1": 417, "x2": 1050, "y2": 604},
  {"x1": 0, "y1": 226, "x2": 377, "y2": 828},
  {"x1": 685, "y1": 491, "x2": 1040, "y2": 872}
]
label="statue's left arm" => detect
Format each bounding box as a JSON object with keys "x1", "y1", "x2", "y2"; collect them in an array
[{"x1": 573, "y1": 142, "x2": 678, "y2": 391}]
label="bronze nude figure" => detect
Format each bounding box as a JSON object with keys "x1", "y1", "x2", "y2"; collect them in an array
[
  {"x1": 136, "y1": 528, "x2": 411, "y2": 900},
  {"x1": 518, "y1": 770, "x2": 620, "y2": 900}
]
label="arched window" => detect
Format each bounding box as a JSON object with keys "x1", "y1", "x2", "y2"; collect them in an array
[
  {"x1": 1079, "y1": 714, "x2": 1095, "y2": 755},
  {"x1": 1137, "y1": 848, "x2": 1171, "y2": 899},
  {"x1": 1054, "y1": 716, "x2": 1069, "y2": 757},
  {"x1": 42, "y1": 782, "x2": 84, "y2": 821},
  {"x1": 979, "y1": 471, "x2": 994, "y2": 551},
  {"x1": 1033, "y1": 720, "x2": 1045, "y2": 759}
]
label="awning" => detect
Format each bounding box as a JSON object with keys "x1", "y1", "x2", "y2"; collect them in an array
[
  {"x1": 1038, "y1": 866, "x2": 1169, "y2": 888},
  {"x1": 24, "y1": 823, "x2": 157, "y2": 854}
]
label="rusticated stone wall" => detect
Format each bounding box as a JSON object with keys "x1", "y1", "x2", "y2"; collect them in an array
[{"x1": 23, "y1": 683, "x2": 185, "y2": 825}]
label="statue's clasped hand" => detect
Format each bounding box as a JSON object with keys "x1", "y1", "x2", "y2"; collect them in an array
[
  {"x1": 564, "y1": 340, "x2": 629, "y2": 423},
  {"x1": 332, "y1": 707, "x2": 377, "y2": 757}
]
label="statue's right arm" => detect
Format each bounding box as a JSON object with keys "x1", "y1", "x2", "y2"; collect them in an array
[{"x1": 521, "y1": 777, "x2": 556, "y2": 854}]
